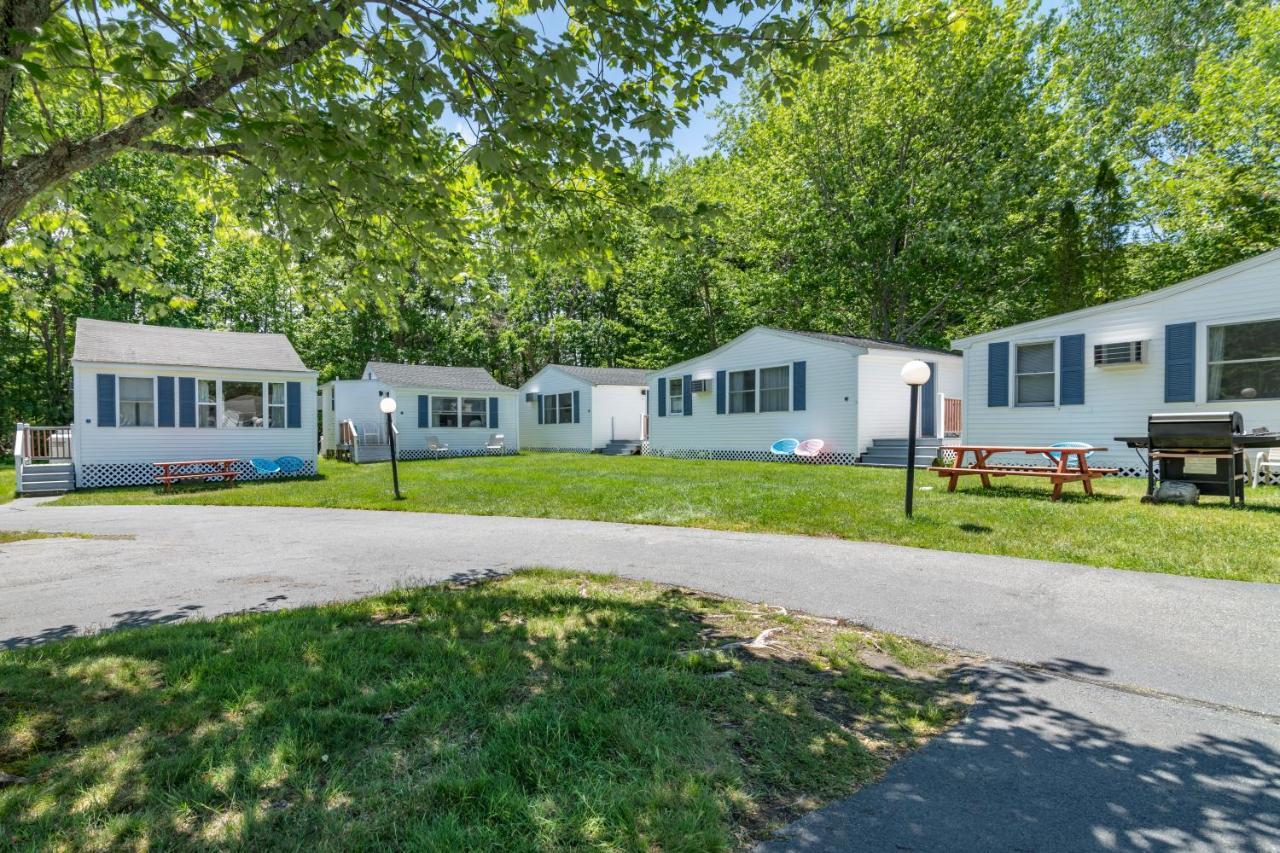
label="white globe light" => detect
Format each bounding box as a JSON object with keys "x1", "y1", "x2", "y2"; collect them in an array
[
  {"x1": 900, "y1": 360, "x2": 931, "y2": 386},
  {"x1": 379, "y1": 396, "x2": 397, "y2": 414}
]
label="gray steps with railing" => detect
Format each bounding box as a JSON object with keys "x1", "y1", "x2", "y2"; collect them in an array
[
  {"x1": 19, "y1": 462, "x2": 75, "y2": 494},
  {"x1": 600, "y1": 440, "x2": 642, "y2": 457},
  {"x1": 858, "y1": 438, "x2": 950, "y2": 469}
]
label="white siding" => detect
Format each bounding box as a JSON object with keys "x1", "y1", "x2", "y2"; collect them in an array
[
  {"x1": 956, "y1": 251, "x2": 1280, "y2": 468},
  {"x1": 646, "y1": 330, "x2": 862, "y2": 454},
  {"x1": 517, "y1": 369, "x2": 594, "y2": 450},
  {"x1": 389, "y1": 387, "x2": 520, "y2": 452},
  {"x1": 591, "y1": 385, "x2": 648, "y2": 444},
  {"x1": 856, "y1": 350, "x2": 964, "y2": 443},
  {"x1": 72, "y1": 362, "x2": 317, "y2": 476}
]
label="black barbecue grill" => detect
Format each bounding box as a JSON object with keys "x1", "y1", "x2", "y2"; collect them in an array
[{"x1": 1115, "y1": 412, "x2": 1280, "y2": 506}]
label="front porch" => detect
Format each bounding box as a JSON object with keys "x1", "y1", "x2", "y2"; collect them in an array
[{"x1": 13, "y1": 424, "x2": 75, "y2": 495}]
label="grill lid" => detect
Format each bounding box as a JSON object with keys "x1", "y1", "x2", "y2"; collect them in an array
[{"x1": 1148, "y1": 412, "x2": 1241, "y2": 425}]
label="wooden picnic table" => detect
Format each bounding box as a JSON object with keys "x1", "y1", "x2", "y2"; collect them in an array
[
  {"x1": 152, "y1": 458, "x2": 239, "y2": 492},
  {"x1": 928, "y1": 445, "x2": 1118, "y2": 501}
]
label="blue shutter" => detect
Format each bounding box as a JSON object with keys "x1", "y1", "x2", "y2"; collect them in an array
[
  {"x1": 286, "y1": 381, "x2": 302, "y2": 428},
  {"x1": 572, "y1": 390, "x2": 580, "y2": 423},
  {"x1": 793, "y1": 361, "x2": 806, "y2": 411},
  {"x1": 682, "y1": 374, "x2": 693, "y2": 416},
  {"x1": 1165, "y1": 322, "x2": 1196, "y2": 403},
  {"x1": 715, "y1": 370, "x2": 727, "y2": 414},
  {"x1": 921, "y1": 362, "x2": 937, "y2": 435},
  {"x1": 156, "y1": 376, "x2": 175, "y2": 427},
  {"x1": 537, "y1": 394, "x2": 544, "y2": 424},
  {"x1": 178, "y1": 377, "x2": 196, "y2": 427},
  {"x1": 418, "y1": 395, "x2": 430, "y2": 428},
  {"x1": 987, "y1": 342, "x2": 1009, "y2": 407},
  {"x1": 96, "y1": 374, "x2": 116, "y2": 427},
  {"x1": 1059, "y1": 335, "x2": 1085, "y2": 405},
  {"x1": 657, "y1": 378, "x2": 667, "y2": 417},
  {"x1": 489, "y1": 396, "x2": 499, "y2": 428}
]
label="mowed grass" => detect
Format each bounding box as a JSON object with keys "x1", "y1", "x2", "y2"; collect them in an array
[
  {"x1": 0, "y1": 466, "x2": 13, "y2": 503},
  {"x1": 57, "y1": 453, "x2": 1280, "y2": 583},
  {"x1": 0, "y1": 571, "x2": 968, "y2": 850}
]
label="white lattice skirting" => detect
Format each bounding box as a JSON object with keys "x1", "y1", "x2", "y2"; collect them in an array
[
  {"x1": 395, "y1": 447, "x2": 520, "y2": 461},
  {"x1": 642, "y1": 446, "x2": 861, "y2": 465},
  {"x1": 79, "y1": 459, "x2": 318, "y2": 490},
  {"x1": 522, "y1": 447, "x2": 595, "y2": 454}
]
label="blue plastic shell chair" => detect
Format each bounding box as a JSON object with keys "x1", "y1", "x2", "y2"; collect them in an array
[
  {"x1": 770, "y1": 438, "x2": 800, "y2": 456},
  {"x1": 1042, "y1": 441, "x2": 1095, "y2": 468},
  {"x1": 275, "y1": 456, "x2": 305, "y2": 475},
  {"x1": 249, "y1": 458, "x2": 281, "y2": 476}
]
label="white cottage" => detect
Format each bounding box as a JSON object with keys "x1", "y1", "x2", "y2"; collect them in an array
[
  {"x1": 645, "y1": 327, "x2": 963, "y2": 464},
  {"x1": 951, "y1": 248, "x2": 1280, "y2": 476},
  {"x1": 518, "y1": 365, "x2": 649, "y2": 454},
  {"x1": 321, "y1": 362, "x2": 519, "y2": 460},
  {"x1": 67, "y1": 319, "x2": 317, "y2": 489}
]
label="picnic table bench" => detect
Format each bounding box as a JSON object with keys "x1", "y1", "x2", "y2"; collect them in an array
[
  {"x1": 152, "y1": 458, "x2": 239, "y2": 492},
  {"x1": 928, "y1": 445, "x2": 1118, "y2": 501}
]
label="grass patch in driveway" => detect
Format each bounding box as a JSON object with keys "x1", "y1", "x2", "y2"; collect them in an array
[
  {"x1": 54, "y1": 454, "x2": 1280, "y2": 583},
  {"x1": 0, "y1": 570, "x2": 969, "y2": 850}
]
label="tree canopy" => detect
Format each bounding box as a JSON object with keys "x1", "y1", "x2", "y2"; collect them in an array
[{"x1": 1, "y1": 0, "x2": 1276, "y2": 434}]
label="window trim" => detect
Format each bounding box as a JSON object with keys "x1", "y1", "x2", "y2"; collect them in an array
[
  {"x1": 725, "y1": 364, "x2": 791, "y2": 415},
  {"x1": 758, "y1": 364, "x2": 791, "y2": 413},
  {"x1": 1207, "y1": 318, "x2": 1280, "y2": 402},
  {"x1": 196, "y1": 378, "x2": 219, "y2": 429},
  {"x1": 432, "y1": 395, "x2": 491, "y2": 428},
  {"x1": 1014, "y1": 340, "x2": 1057, "y2": 407},
  {"x1": 668, "y1": 377, "x2": 684, "y2": 415},
  {"x1": 117, "y1": 375, "x2": 156, "y2": 428}
]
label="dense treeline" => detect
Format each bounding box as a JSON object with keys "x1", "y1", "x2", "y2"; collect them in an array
[{"x1": 2, "y1": 0, "x2": 1277, "y2": 430}]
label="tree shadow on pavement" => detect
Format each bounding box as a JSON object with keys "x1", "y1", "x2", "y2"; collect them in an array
[{"x1": 762, "y1": 658, "x2": 1280, "y2": 852}]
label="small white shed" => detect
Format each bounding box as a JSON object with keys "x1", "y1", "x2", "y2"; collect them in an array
[
  {"x1": 645, "y1": 327, "x2": 962, "y2": 464},
  {"x1": 68, "y1": 319, "x2": 318, "y2": 489},
  {"x1": 951, "y1": 248, "x2": 1280, "y2": 478},
  {"x1": 321, "y1": 361, "x2": 519, "y2": 460},
  {"x1": 518, "y1": 365, "x2": 649, "y2": 453}
]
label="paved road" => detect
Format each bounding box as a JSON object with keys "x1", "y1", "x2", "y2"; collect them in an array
[{"x1": 2, "y1": 500, "x2": 1278, "y2": 850}]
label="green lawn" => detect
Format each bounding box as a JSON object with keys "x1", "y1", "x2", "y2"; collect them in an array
[
  {"x1": 0, "y1": 570, "x2": 967, "y2": 850},
  {"x1": 0, "y1": 466, "x2": 13, "y2": 503},
  {"x1": 55, "y1": 453, "x2": 1280, "y2": 583}
]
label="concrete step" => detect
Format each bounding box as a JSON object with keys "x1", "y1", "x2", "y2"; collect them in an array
[
  {"x1": 867, "y1": 438, "x2": 949, "y2": 448},
  {"x1": 21, "y1": 472, "x2": 75, "y2": 485}
]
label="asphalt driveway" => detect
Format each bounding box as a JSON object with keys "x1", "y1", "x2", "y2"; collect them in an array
[{"x1": 2, "y1": 500, "x2": 1278, "y2": 850}]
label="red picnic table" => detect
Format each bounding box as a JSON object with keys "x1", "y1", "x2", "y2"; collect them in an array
[
  {"x1": 928, "y1": 445, "x2": 1118, "y2": 501},
  {"x1": 152, "y1": 458, "x2": 239, "y2": 492}
]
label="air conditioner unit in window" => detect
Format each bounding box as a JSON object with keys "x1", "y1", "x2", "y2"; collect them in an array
[
  {"x1": 524, "y1": 392, "x2": 539, "y2": 403},
  {"x1": 1094, "y1": 341, "x2": 1146, "y2": 366},
  {"x1": 689, "y1": 379, "x2": 711, "y2": 393}
]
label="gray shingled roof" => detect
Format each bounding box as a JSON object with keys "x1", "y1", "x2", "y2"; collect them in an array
[
  {"x1": 365, "y1": 361, "x2": 515, "y2": 392},
  {"x1": 778, "y1": 329, "x2": 957, "y2": 356},
  {"x1": 547, "y1": 365, "x2": 649, "y2": 386},
  {"x1": 72, "y1": 318, "x2": 311, "y2": 372}
]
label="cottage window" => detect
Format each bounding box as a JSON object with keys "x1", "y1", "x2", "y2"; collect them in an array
[
  {"x1": 669, "y1": 377, "x2": 684, "y2": 415},
  {"x1": 759, "y1": 366, "x2": 791, "y2": 413},
  {"x1": 557, "y1": 392, "x2": 573, "y2": 424},
  {"x1": 197, "y1": 380, "x2": 217, "y2": 427},
  {"x1": 118, "y1": 377, "x2": 155, "y2": 427},
  {"x1": 432, "y1": 396, "x2": 459, "y2": 428},
  {"x1": 543, "y1": 394, "x2": 558, "y2": 424},
  {"x1": 728, "y1": 370, "x2": 755, "y2": 413},
  {"x1": 268, "y1": 382, "x2": 287, "y2": 428},
  {"x1": 222, "y1": 381, "x2": 264, "y2": 427},
  {"x1": 461, "y1": 397, "x2": 489, "y2": 428},
  {"x1": 1015, "y1": 342, "x2": 1055, "y2": 406},
  {"x1": 1208, "y1": 319, "x2": 1280, "y2": 401}
]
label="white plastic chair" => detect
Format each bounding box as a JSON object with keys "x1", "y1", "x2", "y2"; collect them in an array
[
  {"x1": 486, "y1": 433, "x2": 505, "y2": 451},
  {"x1": 427, "y1": 435, "x2": 450, "y2": 452},
  {"x1": 1253, "y1": 448, "x2": 1280, "y2": 487}
]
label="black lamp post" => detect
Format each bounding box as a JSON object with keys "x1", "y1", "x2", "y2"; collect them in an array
[
  {"x1": 900, "y1": 360, "x2": 932, "y2": 518},
  {"x1": 379, "y1": 396, "x2": 402, "y2": 499}
]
